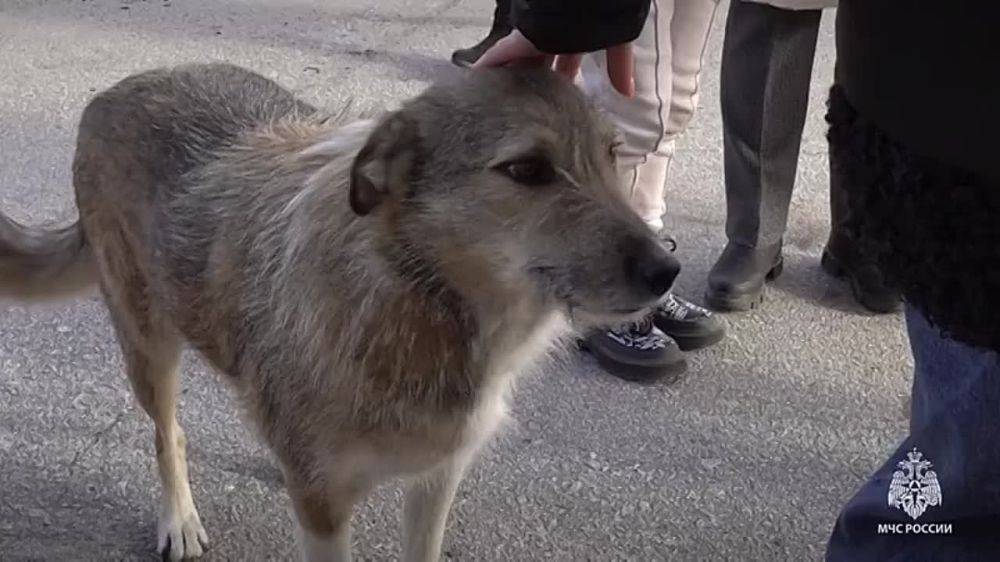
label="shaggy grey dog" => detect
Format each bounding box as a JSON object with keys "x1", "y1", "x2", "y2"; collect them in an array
[{"x1": 0, "y1": 63, "x2": 678, "y2": 561}]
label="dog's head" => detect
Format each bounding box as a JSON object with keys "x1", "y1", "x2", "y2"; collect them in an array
[{"x1": 349, "y1": 68, "x2": 678, "y2": 325}]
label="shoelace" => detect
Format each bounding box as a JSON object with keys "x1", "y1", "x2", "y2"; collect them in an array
[
  {"x1": 607, "y1": 316, "x2": 666, "y2": 351},
  {"x1": 628, "y1": 315, "x2": 654, "y2": 336},
  {"x1": 658, "y1": 294, "x2": 685, "y2": 319},
  {"x1": 658, "y1": 294, "x2": 710, "y2": 320}
]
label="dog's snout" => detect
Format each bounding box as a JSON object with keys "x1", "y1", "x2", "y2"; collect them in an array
[
  {"x1": 636, "y1": 254, "x2": 680, "y2": 298},
  {"x1": 623, "y1": 236, "x2": 680, "y2": 299}
]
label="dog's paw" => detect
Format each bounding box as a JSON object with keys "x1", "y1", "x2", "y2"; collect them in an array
[{"x1": 157, "y1": 505, "x2": 209, "y2": 561}]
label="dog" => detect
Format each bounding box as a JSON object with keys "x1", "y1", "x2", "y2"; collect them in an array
[{"x1": 0, "y1": 63, "x2": 679, "y2": 561}]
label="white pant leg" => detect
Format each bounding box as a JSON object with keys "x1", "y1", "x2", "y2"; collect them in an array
[{"x1": 581, "y1": 0, "x2": 718, "y2": 232}]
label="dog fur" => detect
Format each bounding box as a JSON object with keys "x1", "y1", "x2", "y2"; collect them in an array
[{"x1": 0, "y1": 63, "x2": 678, "y2": 561}]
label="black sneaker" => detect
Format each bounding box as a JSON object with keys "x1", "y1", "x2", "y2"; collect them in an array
[
  {"x1": 451, "y1": 0, "x2": 513, "y2": 68},
  {"x1": 653, "y1": 293, "x2": 727, "y2": 351},
  {"x1": 581, "y1": 316, "x2": 687, "y2": 384}
]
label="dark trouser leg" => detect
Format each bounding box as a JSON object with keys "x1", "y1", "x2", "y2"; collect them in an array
[
  {"x1": 825, "y1": 307, "x2": 1000, "y2": 560},
  {"x1": 706, "y1": 1, "x2": 821, "y2": 311},
  {"x1": 721, "y1": 1, "x2": 821, "y2": 248}
]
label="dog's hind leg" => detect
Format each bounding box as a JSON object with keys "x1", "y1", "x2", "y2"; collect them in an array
[
  {"x1": 120, "y1": 334, "x2": 209, "y2": 561},
  {"x1": 401, "y1": 455, "x2": 471, "y2": 562},
  {"x1": 93, "y1": 235, "x2": 208, "y2": 560},
  {"x1": 113, "y1": 323, "x2": 208, "y2": 560}
]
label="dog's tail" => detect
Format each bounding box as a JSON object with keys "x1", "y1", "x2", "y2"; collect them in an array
[{"x1": 0, "y1": 211, "x2": 97, "y2": 301}]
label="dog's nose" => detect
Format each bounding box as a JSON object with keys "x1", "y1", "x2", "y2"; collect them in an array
[
  {"x1": 638, "y1": 254, "x2": 680, "y2": 297},
  {"x1": 623, "y1": 236, "x2": 680, "y2": 299}
]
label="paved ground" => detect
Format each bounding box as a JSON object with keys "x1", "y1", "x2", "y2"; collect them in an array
[{"x1": 0, "y1": 1, "x2": 914, "y2": 560}]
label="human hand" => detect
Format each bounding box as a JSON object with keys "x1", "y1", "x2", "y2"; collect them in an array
[{"x1": 472, "y1": 30, "x2": 635, "y2": 98}]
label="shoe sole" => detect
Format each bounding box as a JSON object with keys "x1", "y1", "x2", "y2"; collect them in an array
[
  {"x1": 578, "y1": 340, "x2": 687, "y2": 385},
  {"x1": 451, "y1": 55, "x2": 474, "y2": 69},
  {"x1": 820, "y1": 250, "x2": 901, "y2": 314},
  {"x1": 704, "y1": 257, "x2": 784, "y2": 312},
  {"x1": 670, "y1": 329, "x2": 726, "y2": 352}
]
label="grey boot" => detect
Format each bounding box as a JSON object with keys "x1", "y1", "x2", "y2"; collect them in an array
[{"x1": 706, "y1": 242, "x2": 784, "y2": 311}]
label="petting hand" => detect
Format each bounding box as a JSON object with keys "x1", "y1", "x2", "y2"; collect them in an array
[{"x1": 472, "y1": 30, "x2": 635, "y2": 98}]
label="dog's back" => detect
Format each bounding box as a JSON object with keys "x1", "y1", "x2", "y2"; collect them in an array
[
  {"x1": 0, "y1": 64, "x2": 312, "y2": 299},
  {"x1": 70, "y1": 64, "x2": 334, "y2": 369},
  {"x1": 77, "y1": 63, "x2": 314, "y2": 191},
  {"x1": 73, "y1": 64, "x2": 313, "y2": 281}
]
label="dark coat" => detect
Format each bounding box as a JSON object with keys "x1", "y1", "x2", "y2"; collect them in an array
[
  {"x1": 511, "y1": 0, "x2": 651, "y2": 53},
  {"x1": 836, "y1": 0, "x2": 999, "y2": 181}
]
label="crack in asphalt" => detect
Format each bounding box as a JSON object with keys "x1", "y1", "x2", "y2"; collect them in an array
[{"x1": 65, "y1": 410, "x2": 127, "y2": 475}]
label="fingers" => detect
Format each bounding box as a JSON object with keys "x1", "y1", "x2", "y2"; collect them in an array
[
  {"x1": 605, "y1": 43, "x2": 635, "y2": 98},
  {"x1": 473, "y1": 31, "x2": 634, "y2": 99},
  {"x1": 554, "y1": 54, "x2": 583, "y2": 83},
  {"x1": 472, "y1": 30, "x2": 544, "y2": 69}
]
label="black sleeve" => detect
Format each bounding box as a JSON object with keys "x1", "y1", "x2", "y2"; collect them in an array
[{"x1": 511, "y1": 0, "x2": 650, "y2": 54}]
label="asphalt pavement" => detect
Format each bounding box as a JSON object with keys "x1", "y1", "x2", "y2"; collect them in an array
[{"x1": 0, "y1": 1, "x2": 913, "y2": 560}]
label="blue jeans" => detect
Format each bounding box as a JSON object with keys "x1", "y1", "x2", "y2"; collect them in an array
[{"x1": 826, "y1": 307, "x2": 1000, "y2": 561}]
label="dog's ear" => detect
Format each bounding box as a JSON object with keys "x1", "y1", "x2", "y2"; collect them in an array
[{"x1": 350, "y1": 111, "x2": 419, "y2": 216}]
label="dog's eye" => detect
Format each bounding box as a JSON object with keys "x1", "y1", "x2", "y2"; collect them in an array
[{"x1": 499, "y1": 158, "x2": 556, "y2": 186}]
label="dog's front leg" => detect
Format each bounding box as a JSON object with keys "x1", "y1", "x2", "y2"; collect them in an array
[
  {"x1": 285, "y1": 469, "x2": 368, "y2": 562},
  {"x1": 294, "y1": 518, "x2": 351, "y2": 562},
  {"x1": 401, "y1": 455, "x2": 471, "y2": 562}
]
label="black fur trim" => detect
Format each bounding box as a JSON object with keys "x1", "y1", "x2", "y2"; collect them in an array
[{"x1": 826, "y1": 86, "x2": 1000, "y2": 350}]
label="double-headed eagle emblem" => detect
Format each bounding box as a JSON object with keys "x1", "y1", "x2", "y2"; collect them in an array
[{"x1": 888, "y1": 448, "x2": 942, "y2": 520}]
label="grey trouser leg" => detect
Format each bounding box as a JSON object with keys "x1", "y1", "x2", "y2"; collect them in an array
[{"x1": 721, "y1": 0, "x2": 822, "y2": 248}]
